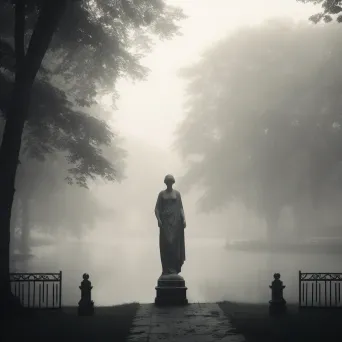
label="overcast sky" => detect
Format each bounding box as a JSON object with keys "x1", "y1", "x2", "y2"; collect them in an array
[{"x1": 109, "y1": 0, "x2": 316, "y2": 149}]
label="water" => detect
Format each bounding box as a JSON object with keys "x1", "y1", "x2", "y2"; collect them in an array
[{"x1": 22, "y1": 238, "x2": 342, "y2": 306}]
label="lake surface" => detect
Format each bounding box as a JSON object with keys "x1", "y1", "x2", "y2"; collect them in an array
[{"x1": 22, "y1": 237, "x2": 342, "y2": 306}]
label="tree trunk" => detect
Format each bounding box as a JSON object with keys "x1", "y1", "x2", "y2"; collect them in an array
[
  {"x1": 0, "y1": 117, "x2": 4, "y2": 146},
  {"x1": 0, "y1": 1, "x2": 67, "y2": 315},
  {"x1": 0, "y1": 95, "x2": 28, "y2": 315}
]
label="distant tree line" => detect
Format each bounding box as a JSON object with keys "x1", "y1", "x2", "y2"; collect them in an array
[{"x1": 175, "y1": 18, "x2": 342, "y2": 242}]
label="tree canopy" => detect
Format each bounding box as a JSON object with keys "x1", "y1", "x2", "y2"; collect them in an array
[
  {"x1": 175, "y1": 19, "x2": 342, "y2": 240},
  {"x1": 0, "y1": 0, "x2": 185, "y2": 185},
  {"x1": 0, "y1": 0, "x2": 185, "y2": 223},
  {"x1": 0, "y1": 0, "x2": 185, "y2": 280},
  {"x1": 0, "y1": 0, "x2": 185, "y2": 107},
  {"x1": 298, "y1": 0, "x2": 342, "y2": 23}
]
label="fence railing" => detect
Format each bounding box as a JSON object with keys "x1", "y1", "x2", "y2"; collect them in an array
[
  {"x1": 9, "y1": 270, "x2": 342, "y2": 309},
  {"x1": 10, "y1": 272, "x2": 62, "y2": 309},
  {"x1": 299, "y1": 271, "x2": 342, "y2": 308}
]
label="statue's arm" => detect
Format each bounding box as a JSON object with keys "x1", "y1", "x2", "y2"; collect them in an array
[
  {"x1": 178, "y1": 192, "x2": 186, "y2": 224},
  {"x1": 155, "y1": 192, "x2": 162, "y2": 222}
]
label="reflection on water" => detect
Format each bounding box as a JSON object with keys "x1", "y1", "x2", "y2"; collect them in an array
[{"x1": 22, "y1": 238, "x2": 342, "y2": 306}]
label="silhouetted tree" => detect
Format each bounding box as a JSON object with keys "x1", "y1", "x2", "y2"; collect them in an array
[
  {"x1": 0, "y1": 0, "x2": 185, "y2": 311},
  {"x1": 175, "y1": 20, "x2": 342, "y2": 242},
  {"x1": 298, "y1": 0, "x2": 342, "y2": 23},
  {"x1": 1, "y1": 75, "x2": 125, "y2": 265}
]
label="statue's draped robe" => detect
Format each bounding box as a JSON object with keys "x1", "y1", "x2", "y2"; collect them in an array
[{"x1": 155, "y1": 190, "x2": 185, "y2": 274}]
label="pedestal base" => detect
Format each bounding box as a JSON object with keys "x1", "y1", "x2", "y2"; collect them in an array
[
  {"x1": 78, "y1": 300, "x2": 95, "y2": 316},
  {"x1": 155, "y1": 274, "x2": 188, "y2": 306},
  {"x1": 269, "y1": 300, "x2": 287, "y2": 315}
]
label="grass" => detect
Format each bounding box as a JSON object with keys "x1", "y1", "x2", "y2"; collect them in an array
[
  {"x1": 5, "y1": 300, "x2": 342, "y2": 341},
  {"x1": 218, "y1": 301, "x2": 342, "y2": 342},
  {"x1": 3, "y1": 303, "x2": 139, "y2": 342}
]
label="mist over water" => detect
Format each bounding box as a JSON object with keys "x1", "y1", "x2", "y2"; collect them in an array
[
  {"x1": 12, "y1": 136, "x2": 340, "y2": 307},
  {"x1": 21, "y1": 234, "x2": 342, "y2": 306}
]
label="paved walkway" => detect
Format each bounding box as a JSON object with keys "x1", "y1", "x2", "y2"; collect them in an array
[{"x1": 127, "y1": 303, "x2": 246, "y2": 342}]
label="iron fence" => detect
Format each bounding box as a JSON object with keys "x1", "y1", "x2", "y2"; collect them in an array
[
  {"x1": 10, "y1": 271, "x2": 62, "y2": 309},
  {"x1": 299, "y1": 271, "x2": 342, "y2": 308}
]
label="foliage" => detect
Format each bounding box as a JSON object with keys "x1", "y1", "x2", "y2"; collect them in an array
[
  {"x1": 175, "y1": 20, "x2": 342, "y2": 229},
  {"x1": 1, "y1": 74, "x2": 120, "y2": 187},
  {"x1": 0, "y1": 0, "x2": 185, "y2": 258},
  {"x1": 0, "y1": 0, "x2": 186, "y2": 107},
  {"x1": 1, "y1": 51, "x2": 124, "y2": 248},
  {"x1": 0, "y1": 0, "x2": 184, "y2": 222},
  {"x1": 0, "y1": 0, "x2": 185, "y2": 186},
  {"x1": 298, "y1": 0, "x2": 342, "y2": 23}
]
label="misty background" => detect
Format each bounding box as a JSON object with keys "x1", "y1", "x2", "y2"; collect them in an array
[{"x1": 5, "y1": 0, "x2": 342, "y2": 306}]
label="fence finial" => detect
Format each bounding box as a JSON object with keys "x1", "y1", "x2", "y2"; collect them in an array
[
  {"x1": 78, "y1": 273, "x2": 94, "y2": 316},
  {"x1": 269, "y1": 273, "x2": 286, "y2": 315}
]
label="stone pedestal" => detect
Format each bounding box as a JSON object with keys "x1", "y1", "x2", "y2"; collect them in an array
[
  {"x1": 155, "y1": 274, "x2": 188, "y2": 306},
  {"x1": 78, "y1": 299, "x2": 94, "y2": 316},
  {"x1": 269, "y1": 299, "x2": 287, "y2": 315}
]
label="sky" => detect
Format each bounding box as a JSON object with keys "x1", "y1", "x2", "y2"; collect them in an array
[{"x1": 111, "y1": 0, "x2": 316, "y2": 149}]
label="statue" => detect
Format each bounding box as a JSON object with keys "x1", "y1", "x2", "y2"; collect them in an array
[
  {"x1": 78, "y1": 273, "x2": 94, "y2": 316},
  {"x1": 269, "y1": 273, "x2": 286, "y2": 314},
  {"x1": 154, "y1": 174, "x2": 188, "y2": 305},
  {"x1": 155, "y1": 174, "x2": 186, "y2": 275}
]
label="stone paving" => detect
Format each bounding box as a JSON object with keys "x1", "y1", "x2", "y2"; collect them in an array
[{"x1": 126, "y1": 303, "x2": 246, "y2": 342}]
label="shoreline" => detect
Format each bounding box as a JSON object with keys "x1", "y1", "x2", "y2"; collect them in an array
[{"x1": 224, "y1": 240, "x2": 342, "y2": 255}]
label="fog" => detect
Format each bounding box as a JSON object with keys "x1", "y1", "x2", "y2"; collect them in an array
[
  {"x1": 16, "y1": 133, "x2": 342, "y2": 306},
  {"x1": 9, "y1": 0, "x2": 342, "y2": 307}
]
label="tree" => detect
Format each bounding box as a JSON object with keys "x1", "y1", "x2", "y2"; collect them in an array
[
  {"x1": 1, "y1": 72, "x2": 124, "y2": 262},
  {"x1": 175, "y1": 20, "x2": 342, "y2": 242},
  {"x1": 0, "y1": 1, "x2": 71, "y2": 313},
  {"x1": 1, "y1": 50, "x2": 127, "y2": 273},
  {"x1": 0, "y1": 0, "x2": 185, "y2": 312},
  {"x1": 298, "y1": 0, "x2": 342, "y2": 23}
]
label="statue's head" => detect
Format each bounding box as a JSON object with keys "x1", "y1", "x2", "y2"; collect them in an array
[
  {"x1": 164, "y1": 174, "x2": 175, "y2": 186},
  {"x1": 273, "y1": 273, "x2": 281, "y2": 280},
  {"x1": 83, "y1": 273, "x2": 90, "y2": 280}
]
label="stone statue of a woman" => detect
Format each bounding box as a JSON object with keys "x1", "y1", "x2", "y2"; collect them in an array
[{"x1": 154, "y1": 174, "x2": 186, "y2": 275}]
